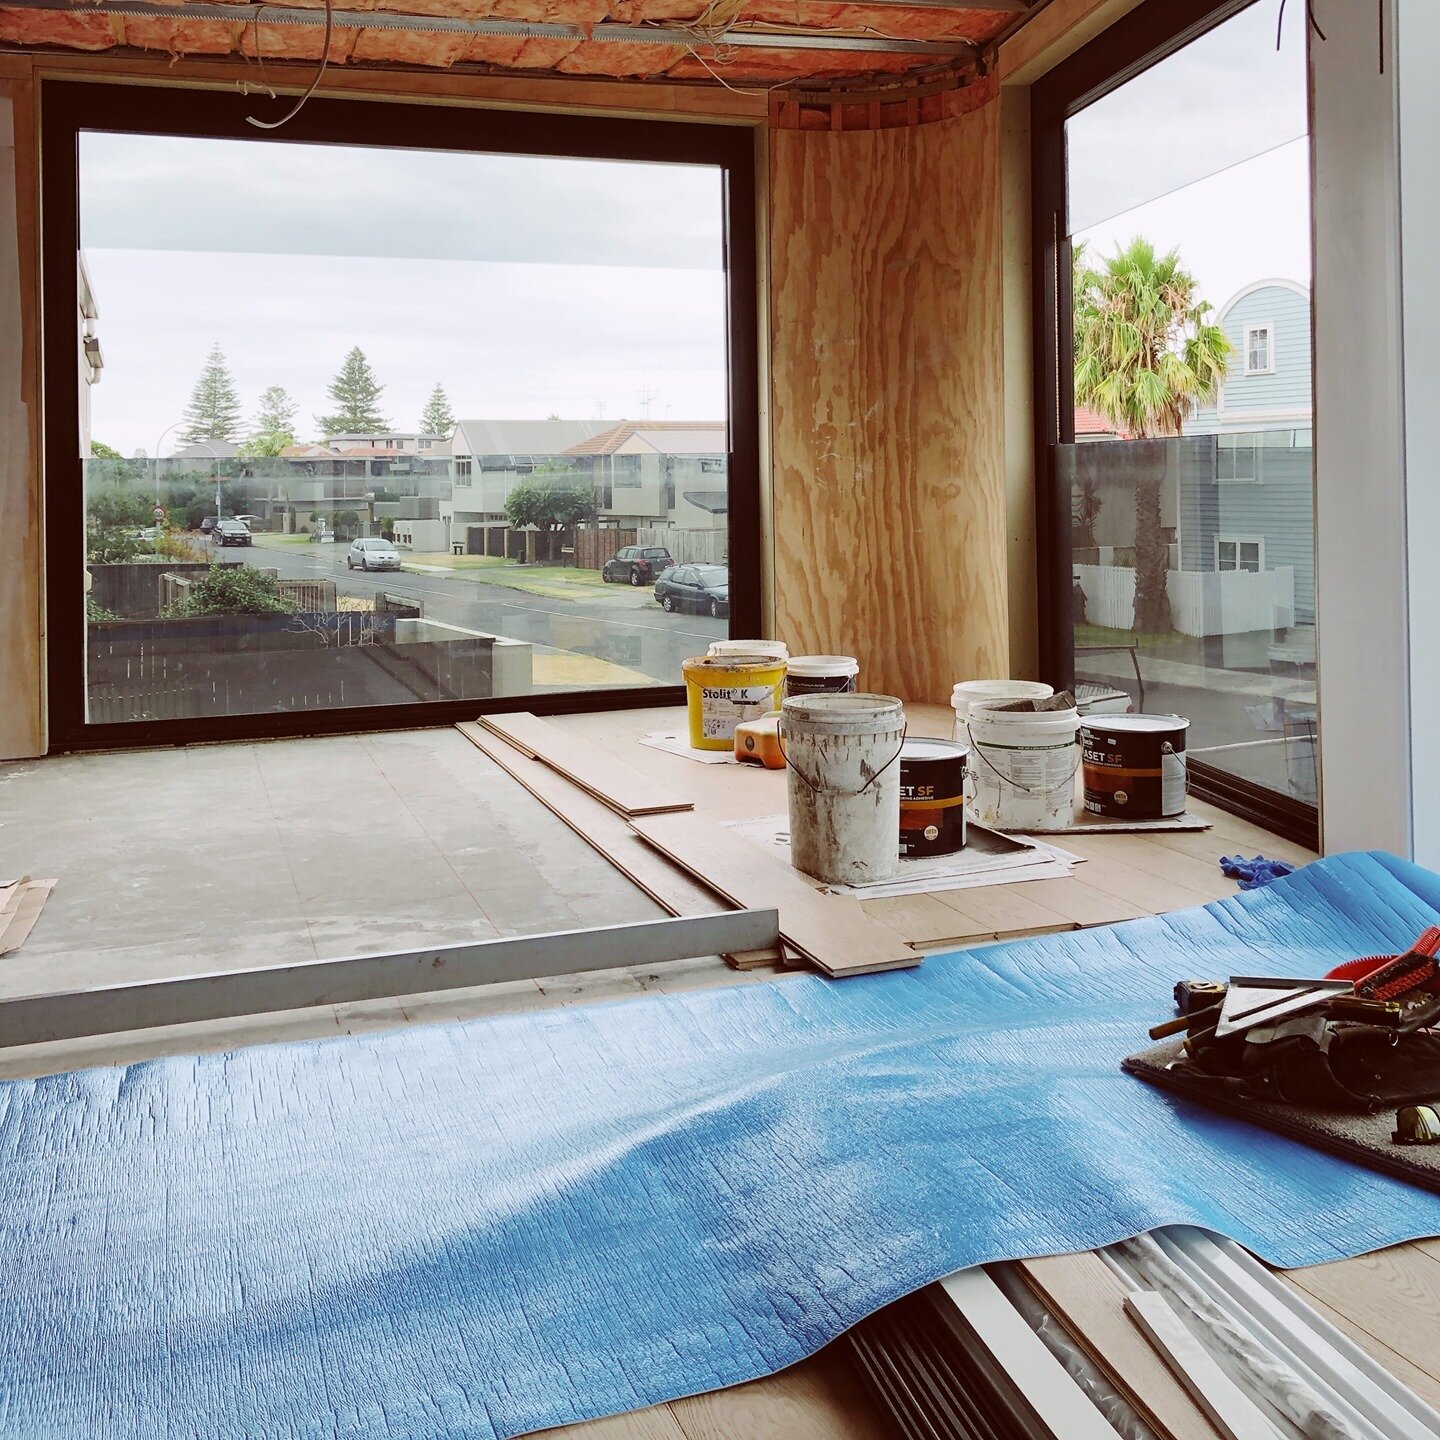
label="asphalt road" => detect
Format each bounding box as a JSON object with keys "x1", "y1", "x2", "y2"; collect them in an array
[{"x1": 245, "y1": 542, "x2": 727, "y2": 684}]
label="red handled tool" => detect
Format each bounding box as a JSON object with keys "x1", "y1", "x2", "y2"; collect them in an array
[{"x1": 1326, "y1": 925, "x2": 1440, "y2": 1001}]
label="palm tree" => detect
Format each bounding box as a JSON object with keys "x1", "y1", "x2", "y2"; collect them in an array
[{"x1": 1073, "y1": 238, "x2": 1231, "y2": 632}]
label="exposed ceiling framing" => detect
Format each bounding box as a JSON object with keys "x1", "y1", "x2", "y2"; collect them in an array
[{"x1": 0, "y1": 0, "x2": 1044, "y2": 91}]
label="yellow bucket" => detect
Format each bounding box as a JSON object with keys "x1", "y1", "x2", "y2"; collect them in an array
[{"x1": 682, "y1": 654, "x2": 787, "y2": 751}]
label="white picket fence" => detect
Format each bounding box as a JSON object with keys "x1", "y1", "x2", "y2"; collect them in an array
[{"x1": 1075, "y1": 564, "x2": 1296, "y2": 637}]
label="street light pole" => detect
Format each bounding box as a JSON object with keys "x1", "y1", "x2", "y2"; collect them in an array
[{"x1": 152, "y1": 420, "x2": 183, "y2": 504}]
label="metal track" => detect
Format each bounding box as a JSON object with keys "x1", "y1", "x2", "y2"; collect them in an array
[
  {"x1": 0, "y1": 908, "x2": 781, "y2": 1049},
  {"x1": 0, "y1": 0, "x2": 983, "y2": 55}
]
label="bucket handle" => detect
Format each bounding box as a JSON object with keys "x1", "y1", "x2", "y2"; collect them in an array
[
  {"x1": 969, "y1": 736, "x2": 1082, "y2": 796},
  {"x1": 776, "y1": 715, "x2": 908, "y2": 798}
]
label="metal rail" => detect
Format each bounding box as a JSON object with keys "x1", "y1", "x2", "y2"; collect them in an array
[{"x1": 0, "y1": 908, "x2": 781, "y2": 1049}]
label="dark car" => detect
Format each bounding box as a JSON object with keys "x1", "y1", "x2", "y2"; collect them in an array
[
  {"x1": 199, "y1": 516, "x2": 218, "y2": 535},
  {"x1": 601, "y1": 546, "x2": 674, "y2": 586},
  {"x1": 654, "y1": 564, "x2": 729, "y2": 618},
  {"x1": 213, "y1": 520, "x2": 252, "y2": 547}
]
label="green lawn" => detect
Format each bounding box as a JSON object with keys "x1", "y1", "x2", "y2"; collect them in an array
[
  {"x1": 251, "y1": 533, "x2": 314, "y2": 549},
  {"x1": 1074, "y1": 624, "x2": 1183, "y2": 652}
]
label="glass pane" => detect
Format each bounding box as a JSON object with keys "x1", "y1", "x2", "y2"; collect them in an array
[
  {"x1": 1064, "y1": 0, "x2": 1316, "y2": 808},
  {"x1": 79, "y1": 135, "x2": 730, "y2": 726}
]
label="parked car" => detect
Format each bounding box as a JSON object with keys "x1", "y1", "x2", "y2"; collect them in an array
[
  {"x1": 654, "y1": 564, "x2": 729, "y2": 618},
  {"x1": 347, "y1": 538, "x2": 401, "y2": 572},
  {"x1": 199, "y1": 516, "x2": 217, "y2": 535},
  {"x1": 134, "y1": 526, "x2": 161, "y2": 542},
  {"x1": 601, "y1": 546, "x2": 674, "y2": 586},
  {"x1": 213, "y1": 520, "x2": 252, "y2": 547}
]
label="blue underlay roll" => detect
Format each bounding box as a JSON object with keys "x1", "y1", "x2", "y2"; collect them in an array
[{"x1": 5, "y1": 850, "x2": 1440, "y2": 1438}]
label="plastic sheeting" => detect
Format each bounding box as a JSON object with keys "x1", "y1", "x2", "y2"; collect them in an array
[{"x1": 5, "y1": 850, "x2": 1440, "y2": 1439}]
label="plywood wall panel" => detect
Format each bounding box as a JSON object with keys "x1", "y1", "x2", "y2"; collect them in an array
[
  {"x1": 769, "y1": 104, "x2": 1009, "y2": 703},
  {"x1": 0, "y1": 78, "x2": 43, "y2": 760}
]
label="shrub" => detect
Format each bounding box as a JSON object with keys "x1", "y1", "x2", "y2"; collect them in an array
[
  {"x1": 86, "y1": 521, "x2": 143, "y2": 565},
  {"x1": 86, "y1": 596, "x2": 119, "y2": 622},
  {"x1": 164, "y1": 565, "x2": 298, "y2": 618}
]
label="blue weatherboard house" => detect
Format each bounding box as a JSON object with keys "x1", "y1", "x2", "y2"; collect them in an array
[{"x1": 1183, "y1": 278, "x2": 1315, "y2": 622}]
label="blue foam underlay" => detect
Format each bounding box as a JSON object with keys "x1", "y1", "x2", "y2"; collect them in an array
[{"x1": 7, "y1": 850, "x2": 1440, "y2": 1438}]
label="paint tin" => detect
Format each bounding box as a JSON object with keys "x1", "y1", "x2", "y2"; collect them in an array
[
  {"x1": 951, "y1": 680, "x2": 1054, "y2": 743},
  {"x1": 682, "y1": 655, "x2": 787, "y2": 751},
  {"x1": 708, "y1": 639, "x2": 789, "y2": 663},
  {"x1": 785, "y1": 655, "x2": 859, "y2": 700},
  {"x1": 899, "y1": 738, "x2": 968, "y2": 858},
  {"x1": 1081, "y1": 714, "x2": 1190, "y2": 819}
]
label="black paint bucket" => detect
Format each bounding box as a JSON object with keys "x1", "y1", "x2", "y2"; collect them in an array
[
  {"x1": 1081, "y1": 714, "x2": 1190, "y2": 819},
  {"x1": 785, "y1": 655, "x2": 859, "y2": 700},
  {"x1": 899, "y1": 738, "x2": 969, "y2": 857}
]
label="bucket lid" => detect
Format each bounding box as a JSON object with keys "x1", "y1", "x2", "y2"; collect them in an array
[
  {"x1": 781, "y1": 692, "x2": 904, "y2": 732},
  {"x1": 708, "y1": 639, "x2": 788, "y2": 658},
  {"x1": 1082, "y1": 713, "x2": 1190, "y2": 734},
  {"x1": 900, "y1": 738, "x2": 969, "y2": 762},
  {"x1": 683, "y1": 654, "x2": 786, "y2": 676},
  {"x1": 787, "y1": 654, "x2": 860, "y2": 678},
  {"x1": 951, "y1": 679, "x2": 1054, "y2": 708}
]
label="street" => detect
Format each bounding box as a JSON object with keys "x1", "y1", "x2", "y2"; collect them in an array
[{"x1": 246, "y1": 540, "x2": 727, "y2": 686}]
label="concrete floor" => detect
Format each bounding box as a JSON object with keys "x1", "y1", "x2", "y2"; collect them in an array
[{"x1": 0, "y1": 726, "x2": 669, "y2": 1000}]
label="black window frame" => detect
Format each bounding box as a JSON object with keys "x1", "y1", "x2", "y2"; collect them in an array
[
  {"x1": 43, "y1": 81, "x2": 761, "y2": 750},
  {"x1": 1031, "y1": 0, "x2": 1319, "y2": 849}
]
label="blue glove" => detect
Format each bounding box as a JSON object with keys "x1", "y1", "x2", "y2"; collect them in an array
[{"x1": 1219, "y1": 854, "x2": 1297, "y2": 890}]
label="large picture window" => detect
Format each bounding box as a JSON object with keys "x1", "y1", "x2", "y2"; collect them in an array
[
  {"x1": 1033, "y1": 0, "x2": 1317, "y2": 844},
  {"x1": 43, "y1": 84, "x2": 759, "y2": 747}
]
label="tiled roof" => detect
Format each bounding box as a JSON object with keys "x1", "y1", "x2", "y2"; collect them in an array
[
  {"x1": 563, "y1": 420, "x2": 727, "y2": 457},
  {"x1": 1074, "y1": 406, "x2": 1128, "y2": 439}
]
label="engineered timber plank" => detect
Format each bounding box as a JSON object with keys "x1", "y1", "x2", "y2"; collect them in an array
[
  {"x1": 860, "y1": 893, "x2": 996, "y2": 946},
  {"x1": 630, "y1": 811, "x2": 918, "y2": 977},
  {"x1": 546, "y1": 1405, "x2": 692, "y2": 1439},
  {"x1": 476, "y1": 713, "x2": 692, "y2": 817},
  {"x1": 1273, "y1": 1277, "x2": 1440, "y2": 1413},
  {"x1": 667, "y1": 1343, "x2": 897, "y2": 1440},
  {"x1": 1284, "y1": 1247, "x2": 1440, "y2": 1388},
  {"x1": 1123, "y1": 1291, "x2": 1276, "y2": 1440},
  {"x1": 1017, "y1": 1253, "x2": 1222, "y2": 1440},
  {"x1": 456, "y1": 724, "x2": 723, "y2": 920},
  {"x1": 933, "y1": 883, "x2": 1080, "y2": 938},
  {"x1": 1060, "y1": 834, "x2": 1241, "y2": 902},
  {"x1": 984, "y1": 875, "x2": 1153, "y2": 928}
]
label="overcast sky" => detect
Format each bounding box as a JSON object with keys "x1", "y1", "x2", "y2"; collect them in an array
[
  {"x1": 1068, "y1": 0, "x2": 1309, "y2": 310},
  {"x1": 80, "y1": 139, "x2": 728, "y2": 454}
]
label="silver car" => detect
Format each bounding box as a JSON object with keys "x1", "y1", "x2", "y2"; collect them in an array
[{"x1": 347, "y1": 538, "x2": 401, "y2": 572}]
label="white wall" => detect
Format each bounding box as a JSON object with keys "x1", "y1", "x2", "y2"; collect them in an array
[{"x1": 1312, "y1": 0, "x2": 1411, "y2": 856}]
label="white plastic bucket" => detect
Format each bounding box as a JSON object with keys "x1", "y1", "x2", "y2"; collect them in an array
[
  {"x1": 785, "y1": 655, "x2": 859, "y2": 699},
  {"x1": 965, "y1": 699, "x2": 1080, "y2": 831},
  {"x1": 709, "y1": 639, "x2": 789, "y2": 662},
  {"x1": 951, "y1": 679, "x2": 1054, "y2": 743},
  {"x1": 779, "y1": 693, "x2": 906, "y2": 886}
]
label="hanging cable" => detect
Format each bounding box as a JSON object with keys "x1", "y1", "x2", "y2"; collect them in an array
[
  {"x1": 1275, "y1": 0, "x2": 1326, "y2": 49},
  {"x1": 246, "y1": 0, "x2": 333, "y2": 129}
]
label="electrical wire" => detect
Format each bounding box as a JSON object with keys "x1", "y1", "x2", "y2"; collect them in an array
[{"x1": 246, "y1": 0, "x2": 333, "y2": 128}]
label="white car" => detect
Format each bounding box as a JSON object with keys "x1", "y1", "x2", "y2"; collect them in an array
[{"x1": 347, "y1": 538, "x2": 401, "y2": 572}]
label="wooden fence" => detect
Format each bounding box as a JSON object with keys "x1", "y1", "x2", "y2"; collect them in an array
[
  {"x1": 637, "y1": 528, "x2": 727, "y2": 566},
  {"x1": 573, "y1": 527, "x2": 636, "y2": 571}
]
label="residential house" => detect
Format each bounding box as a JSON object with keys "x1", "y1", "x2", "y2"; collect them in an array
[
  {"x1": 442, "y1": 418, "x2": 613, "y2": 553},
  {"x1": 77, "y1": 252, "x2": 101, "y2": 459},
  {"x1": 1183, "y1": 279, "x2": 1315, "y2": 621},
  {"x1": 561, "y1": 421, "x2": 729, "y2": 531}
]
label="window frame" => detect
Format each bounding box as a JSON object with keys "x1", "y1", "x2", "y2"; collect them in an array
[
  {"x1": 1215, "y1": 535, "x2": 1265, "y2": 572},
  {"x1": 42, "y1": 81, "x2": 760, "y2": 751},
  {"x1": 1031, "y1": 0, "x2": 1319, "y2": 849},
  {"x1": 1243, "y1": 321, "x2": 1276, "y2": 376}
]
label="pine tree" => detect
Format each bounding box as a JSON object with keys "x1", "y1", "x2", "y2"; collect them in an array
[
  {"x1": 316, "y1": 347, "x2": 389, "y2": 436},
  {"x1": 177, "y1": 343, "x2": 243, "y2": 444},
  {"x1": 419, "y1": 383, "x2": 456, "y2": 438},
  {"x1": 251, "y1": 384, "x2": 298, "y2": 441}
]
